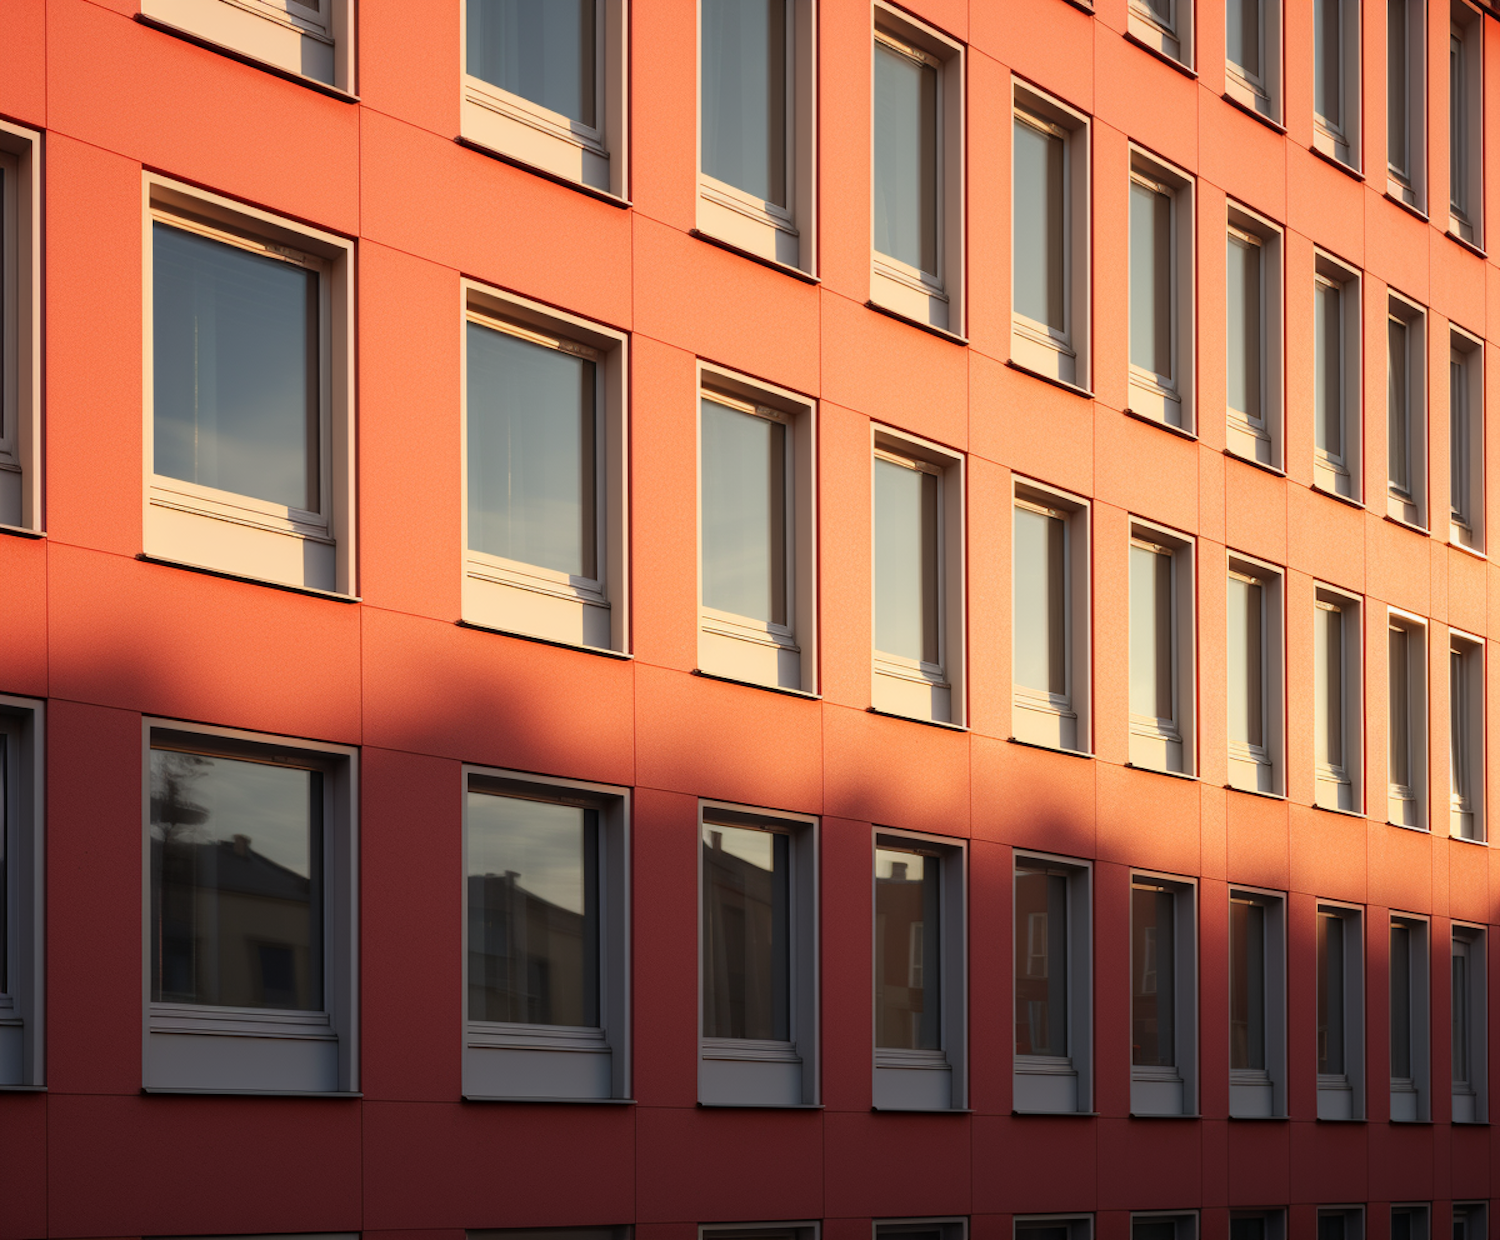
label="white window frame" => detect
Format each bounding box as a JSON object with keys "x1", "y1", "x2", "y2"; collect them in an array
[
  {"x1": 1128, "y1": 517, "x2": 1197, "y2": 776},
  {"x1": 1314, "y1": 583, "x2": 1365, "y2": 814},
  {"x1": 1387, "y1": 608, "x2": 1429, "y2": 830},
  {"x1": 0, "y1": 122, "x2": 40, "y2": 535},
  {"x1": 1226, "y1": 552, "x2": 1285, "y2": 795},
  {"x1": 1449, "y1": 2, "x2": 1485, "y2": 247},
  {"x1": 1127, "y1": 150, "x2": 1197, "y2": 432},
  {"x1": 1228, "y1": 886, "x2": 1287, "y2": 1118},
  {"x1": 1010, "y1": 81, "x2": 1092, "y2": 391},
  {"x1": 139, "y1": 0, "x2": 354, "y2": 93},
  {"x1": 870, "y1": 426, "x2": 966, "y2": 728},
  {"x1": 1129, "y1": 0, "x2": 1195, "y2": 66},
  {"x1": 1226, "y1": 0, "x2": 1283, "y2": 121},
  {"x1": 696, "y1": 365, "x2": 817, "y2": 693},
  {"x1": 142, "y1": 174, "x2": 356, "y2": 597},
  {"x1": 1387, "y1": 293, "x2": 1429, "y2": 528},
  {"x1": 1012, "y1": 478, "x2": 1091, "y2": 753},
  {"x1": 869, "y1": 6, "x2": 966, "y2": 337},
  {"x1": 141, "y1": 720, "x2": 358, "y2": 1095},
  {"x1": 1449, "y1": 327, "x2": 1485, "y2": 551},
  {"x1": 460, "y1": 281, "x2": 630, "y2": 655},
  {"x1": 1316, "y1": 902, "x2": 1365, "y2": 1120},
  {"x1": 872, "y1": 828, "x2": 967, "y2": 1111},
  {"x1": 698, "y1": 800, "x2": 819, "y2": 1108},
  {"x1": 1451, "y1": 926, "x2": 1488, "y2": 1122},
  {"x1": 461, "y1": 768, "x2": 630, "y2": 1102},
  {"x1": 695, "y1": 0, "x2": 816, "y2": 274},
  {"x1": 460, "y1": 0, "x2": 629, "y2": 201},
  {"x1": 1012, "y1": 852, "x2": 1093, "y2": 1114},
  {"x1": 0, "y1": 696, "x2": 43, "y2": 1090},
  {"x1": 1129, "y1": 872, "x2": 1198, "y2": 1117},
  {"x1": 1449, "y1": 630, "x2": 1485, "y2": 840},
  {"x1": 1313, "y1": 252, "x2": 1364, "y2": 503},
  {"x1": 1225, "y1": 202, "x2": 1285, "y2": 470},
  {"x1": 1387, "y1": 0, "x2": 1428, "y2": 209},
  {"x1": 1388, "y1": 913, "x2": 1431, "y2": 1121},
  {"x1": 1314, "y1": 0, "x2": 1363, "y2": 171}
]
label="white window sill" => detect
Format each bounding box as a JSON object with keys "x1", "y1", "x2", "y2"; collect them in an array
[
  {"x1": 137, "y1": 553, "x2": 359, "y2": 603},
  {"x1": 142, "y1": 1085, "x2": 361, "y2": 1097},
  {"x1": 0, "y1": 522, "x2": 44, "y2": 540},
  {"x1": 454, "y1": 136, "x2": 632, "y2": 210},
  {"x1": 456, "y1": 618, "x2": 632, "y2": 660},
  {"x1": 463, "y1": 1094, "x2": 636, "y2": 1104},
  {"x1": 1309, "y1": 141, "x2": 1364, "y2": 181},
  {"x1": 133, "y1": 12, "x2": 356, "y2": 102},
  {"x1": 1125, "y1": 762, "x2": 1198, "y2": 781},
  {"x1": 1004, "y1": 358, "x2": 1094, "y2": 400},
  {"x1": 864, "y1": 300, "x2": 968, "y2": 346},
  {"x1": 1123, "y1": 406, "x2": 1197, "y2": 440},
  {"x1": 867, "y1": 705, "x2": 968, "y2": 732},
  {"x1": 689, "y1": 229, "x2": 820, "y2": 284},
  {"x1": 1007, "y1": 735, "x2": 1094, "y2": 759},
  {"x1": 692, "y1": 669, "x2": 820, "y2": 700}
]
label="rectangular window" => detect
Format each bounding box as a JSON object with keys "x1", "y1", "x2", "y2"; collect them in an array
[
  {"x1": 144, "y1": 723, "x2": 357, "y2": 1094},
  {"x1": 1387, "y1": 0, "x2": 1428, "y2": 208},
  {"x1": 1013, "y1": 855, "x2": 1092, "y2": 1113},
  {"x1": 140, "y1": 0, "x2": 354, "y2": 92},
  {"x1": 1314, "y1": 586, "x2": 1364, "y2": 813},
  {"x1": 1388, "y1": 612, "x2": 1429, "y2": 829},
  {"x1": 1316, "y1": 904, "x2": 1365, "y2": 1119},
  {"x1": 1012, "y1": 480, "x2": 1091, "y2": 753},
  {"x1": 1389, "y1": 916, "x2": 1431, "y2": 1121},
  {"x1": 1226, "y1": 0, "x2": 1283, "y2": 119},
  {"x1": 1229, "y1": 889, "x2": 1287, "y2": 1117},
  {"x1": 1129, "y1": 0, "x2": 1195, "y2": 64},
  {"x1": 461, "y1": 0, "x2": 628, "y2": 199},
  {"x1": 1227, "y1": 555, "x2": 1284, "y2": 794},
  {"x1": 1017, "y1": 1218, "x2": 1092, "y2": 1240},
  {"x1": 874, "y1": 832, "x2": 966, "y2": 1110},
  {"x1": 1392, "y1": 1207, "x2": 1430, "y2": 1240},
  {"x1": 1450, "y1": 4, "x2": 1484, "y2": 246},
  {"x1": 703, "y1": 1224, "x2": 815, "y2": 1240},
  {"x1": 1225, "y1": 205, "x2": 1285, "y2": 468},
  {"x1": 1129, "y1": 521, "x2": 1196, "y2": 775},
  {"x1": 1318, "y1": 1211, "x2": 1365, "y2": 1240},
  {"x1": 1449, "y1": 329, "x2": 1484, "y2": 550},
  {"x1": 878, "y1": 1221, "x2": 965, "y2": 1240},
  {"x1": 1454, "y1": 1206, "x2": 1488, "y2": 1240},
  {"x1": 462, "y1": 283, "x2": 628, "y2": 653},
  {"x1": 1128, "y1": 153, "x2": 1196, "y2": 431},
  {"x1": 1130, "y1": 875, "x2": 1198, "y2": 1116},
  {"x1": 1011, "y1": 85, "x2": 1092, "y2": 389},
  {"x1": 871, "y1": 7, "x2": 965, "y2": 335},
  {"x1": 1231, "y1": 1214, "x2": 1286, "y2": 1240},
  {"x1": 1452, "y1": 927, "x2": 1488, "y2": 1121},
  {"x1": 1314, "y1": 255, "x2": 1363, "y2": 500},
  {"x1": 0, "y1": 123, "x2": 39, "y2": 532},
  {"x1": 700, "y1": 803, "x2": 817, "y2": 1106},
  {"x1": 1314, "y1": 0, "x2": 1363, "y2": 168},
  {"x1": 1132, "y1": 1216, "x2": 1198, "y2": 1240},
  {"x1": 1449, "y1": 633, "x2": 1484, "y2": 840},
  {"x1": 872, "y1": 430, "x2": 965, "y2": 726},
  {"x1": 1387, "y1": 297, "x2": 1429, "y2": 526},
  {"x1": 0, "y1": 698, "x2": 42, "y2": 1087},
  {"x1": 697, "y1": 0, "x2": 816, "y2": 273}
]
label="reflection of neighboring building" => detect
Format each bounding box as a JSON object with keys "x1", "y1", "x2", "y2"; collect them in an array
[
  {"x1": 701, "y1": 831, "x2": 779, "y2": 1040},
  {"x1": 467, "y1": 871, "x2": 588, "y2": 1026},
  {"x1": 875, "y1": 864, "x2": 928, "y2": 1049}
]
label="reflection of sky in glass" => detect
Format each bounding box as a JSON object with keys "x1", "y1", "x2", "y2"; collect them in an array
[
  {"x1": 467, "y1": 792, "x2": 586, "y2": 915},
  {"x1": 703, "y1": 822, "x2": 774, "y2": 871},
  {"x1": 876, "y1": 848, "x2": 925, "y2": 880},
  {"x1": 150, "y1": 751, "x2": 313, "y2": 877}
]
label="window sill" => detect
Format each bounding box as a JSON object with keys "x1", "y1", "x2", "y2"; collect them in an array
[
  {"x1": 1225, "y1": 784, "x2": 1287, "y2": 801},
  {"x1": 692, "y1": 669, "x2": 820, "y2": 699},
  {"x1": 0, "y1": 1084, "x2": 46, "y2": 1093},
  {"x1": 870, "y1": 1106, "x2": 973, "y2": 1114},
  {"x1": 689, "y1": 230, "x2": 819, "y2": 284},
  {"x1": 1314, "y1": 1116, "x2": 1367, "y2": 1123},
  {"x1": 1383, "y1": 190, "x2": 1430, "y2": 224},
  {"x1": 1122, "y1": 31, "x2": 1198, "y2": 78},
  {"x1": 1221, "y1": 92, "x2": 1286, "y2": 134},
  {"x1": 1129, "y1": 1111, "x2": 1202, "y2": 1119},
  {"x1": 1387, "y1": 819, "x2": 1431, "y2": 834},
  {"x1": 133, "y1": 13, "x2": 358, "y2": 102},
  {"x1": 1388, "y1": 1117, "x2": 1434, "y2": 1125},
  {"x1": 1013, "y1": 1108, "x2": 1100, "y2": 1117},
  {"x1": 456, "y1": 618, "x2": 632, "y2": 660},
  {"x1": 1223, "y1": 448, "x2": 1286, "y2": 478},
  {"x1": 697, "y1": 1101, "x2": 823, "y2": 1110},
  {"x1": 1448, "y1": 832, "x2": 1489, "y2": 847},
  {"x1": 137, "y1": 553, "x2": 360, "y2": 603},
  {"x1": 1312, "y1": 801, "x2": 1367, "y2": 820},
  {"x1": 1309, "y1": 482, "x2": 1366, "y2": 511},
  {"x1": 1123, "y1": 408, "x2": 1198, "y2": 441},
  {"x1": 1383, "y1": 512, "x2": 1431, "y2": 537},
  {"x1": 1446, "y1": 228, "x2": 1487, "y2": 259},
  {"x1": 1004, "y1": 359, "x2": 1094, "y2": 401},
  {"x1": 1309, "y1": 143, "x2": 1365, "y2": 182},
  {"x1": 1227, "y1": 1112, "x2": 1289, "y2": 1121},
  {"x1": 463, "y1": 1094, "x2": 636, "y2": 1104},
  {"x1": 141, "y1": 1086, "x2": 362, "y2": 1098},
  {"x1": 1125, "y1": 762, "x2": 1198, "y2": 781},
  {"x1": 867, "y1": 705, "x2": 968, "y2": 732},
  {"x1": 1449, "y1": 537, "x2": 1488, "y2": 561},
  {"x1": 1008, "y1": 735, "x2": 1094, "y2": 759},
  {"x1": 454, "y1": 137, "x2": 633, "y2": 209},
  {"x1": 0, "y1": 522, "x2": 44, "y2": 540},
  {"x1": 1451, "y1": 1117, "x2": 1491, "y2": 1124},
  {"x1": 864, "y1": 300, "x2": 969, "y2": 346},
  {"x1": 1058, "y1": 0, "x2": 1094, "y2": 11}
]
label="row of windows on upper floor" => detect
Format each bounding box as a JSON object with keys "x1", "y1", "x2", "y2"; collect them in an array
[{"x1": 0, "y1": 699, "x2": 1490, "y2": 1120}]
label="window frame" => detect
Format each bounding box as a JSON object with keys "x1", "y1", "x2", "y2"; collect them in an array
[
  {"x1": 1228, "y1": 886, "x2": 1287, "y2": 1118},
  {"x1": 1453, "y1": 1206, "x2": 1489, "y2": 1240},
  {"x1": 139, "y1": 0, "x2": 355, "y2": 94},
  {"x1": 461, "y1": 767, "x2": 631, "y2": 1102},
  {"x1": 1386, "y1": 0, "x2": 1428, "y2": 209},
  {"x1": 0, "y1": 122, "x2": 40, "y2": 534},
  {"x1": 0, "y1": 696, "x2": 43, "y2": 1090},
  {"x1": 1451, "y1": 927, "x2": 1488, "y2": 1122},
  {"x1": 1225, "y1": 203, "x2": 1285, "y2": 470},
  {"x1": 140, "y1": 719, "x2": 359, "y2": 1095},
  {"x1": 1226, "y1": 551, "x2": 1285, "y2": 795},
  {"x1": 1128, "y1": 0, "x2": 1195, "y2": 66},
  {"x1": 1128, "y1": 517, "x2": 1197, "y2": 775},
  {"x1": 1448, "y1": 630, "x2": 1485, "y2": 840},
  {"x1": 1388, "y1": 913, "x2": 1432, "y2": 1121},
  {"x1": 1315, "y1": 901, "x2": 1366, "y2": 1120},
  {"x1": 1129, "y1": 871, "x2": 1199, "y2": 1117},
  {"x1": 1127, "y1": 150, "x2": 1197, "y2": 433},
  {"x1": 1226, "y1": 0, "x2": 1284, "y2": 120},
  {"x1": 1314, "y1": 0, "x2": 1364, "y2": 171},
  {"x1": 1313, "y1": 252, "x2": 1364, "y2": 503},
  {"x1": 1449, "y1": 2, "x2": 1484, "y2": 247},
  {"x1": 1314, "y1": 583, "x2": 1365, "y2": 814},
  {"x1": 1448, "y1": 327, "x2": 1485, "y2": 551},
  {"x1": 1386, "y1": 293, "x2": 1429, "y2": 528},
  {"x1": 876, "y1": 1220, "x2": 965, "y2": 1240},
  {"x1": 1387, "y1": 608, "x2": 1429, "y2": 830}
]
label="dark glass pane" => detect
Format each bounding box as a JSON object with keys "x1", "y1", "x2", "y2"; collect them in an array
[
  {"x1": 1319, "y1": 1216, "x2": 1347, "y2": 1240},
  {"x1": 1315, "y1": 0, "x2": 1342, "y2": 126},
  {"x1": 1453, "y1": 948, "x2": 1470, "y2": 1083},
  {"x1": 1131, "y1": 885, "x2": 1176, "y2": 1066},
  {"x1": 1227, "y1": 233, "x2": 1262, "y2": 418},
  {"x1": 1232, "y1": 1218, "x2": 1268, "y2": 1240},
  {"x1": 0, "y1": 734, "x2": 7, "y2": 995},
  {"x1": 1392, "y1": 1213, "x2": 1413, "y2": 1240},
  {"x1": 1315, "y1": 281, "x2": 1344, "y2": 457},
  {"x1": 1230, "y1": 900, "x2": 1266, "y2": 1070},
  {"x1": 1388, "y1": 0, "x2": 1408, "y2": 174},
  {"x1": 1015, "y1": 867, "x2": 1068, "y2": 1056},
  {"x1": 702, "y1": 822, "x2": 789, "y2": 1040},
  {"x1": 701, "y1": 0, "x2": 787, "y2": 205},
  {"x1": 875, "y1": 847, "x2": 940, "y2": 1049},
  {"x1": 466, "y1": 0, "x2": 596, "y2": 127},
  {"x1": 873, "y1": 41, "x2": 938, "y2": 274},
  {"x1": 1390, "y1": 924, "x2": 1412, "y2": 1078},
  {"x1": 1130, "y1": 181, "x2": 1173, "y2": 378},
  {"x1": 1318, "y1": 912, "x2": 1346, "y2": 1074},
  {"x1": 1134, "y1": 1223, "x2": 1177, "y2": 1240}
]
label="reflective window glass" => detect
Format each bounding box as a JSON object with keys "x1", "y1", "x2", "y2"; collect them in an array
[
  {"x1": 701, "y1": 0, "x2": 787, "y2": 205},
  {"x1": 1013, "y1": 504, "x2": 1067, "y2": 696},
  {"x1": 1015, "y1": 866, "x2": 1068, "y2": 1056},
  {"x1": 1131, "y1": 883, "x2": 1176, "y2": 1066},
  {"x1": 875, "y1": 847, "x2": 940, "y2": 1050},
  {"x1": 874, "y1": 455, "x2": 940, "y2": 665},
  {"x1": 1129, "y1": 179, "x2": 1173, "y2": 380},
  {"x1": 1013, "y1": 116, "x2": 1066, "y2": 330},
  {"x1": 873, "y1": 40, "x2": 938, "y2": 274},
  {"x1": 466, "y1": 0, "x2": 596, "y2": 126},
  {"x1": 701, "y1": 397, "x2": 787, "y2": 625}
]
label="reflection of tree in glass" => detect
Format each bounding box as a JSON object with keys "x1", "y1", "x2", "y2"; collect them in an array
[
  {"x1": 150, "y1": 751, "x2": 212, "y2": 846},
  {"x1": 151, "y1": 751, "x2": 213, "y2": 1003}
]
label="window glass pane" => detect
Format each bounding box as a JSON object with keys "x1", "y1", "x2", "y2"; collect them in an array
[
  {"x1": 1316, "y1": 604, "x2": 1345, "y2": 771},
  {"x1": 0, "y1": 733, "x2": 7, "y2": 995},
  {"x1": 1318, "y1": 1216, "x2": 1348, "y2": 1240},
  {"x1": 1393, "y1": 1215, "x2": 1413, "y2": 1240},
  {"x1": 1230, "y1": 899, "x2": 1266, "y2": 1070},
  {"x1": 1453, "y1": 942, "x2": 1471, "y2": 1084},
  {"x1": 1315, "y1": 0, "x2": 1343, "y2": 126},
  {"x1": 1452, "y1": 649, "x2": 1469, "y2": 805},
  {"x1": 1014, "y1": 505, "x2": 1067, "y2": 696},
  {"x1": 1389, "y1": 317, "x2": 1410, "y2": 495},
  {"x1": 874, "y1": 456, "x2": 940, "y2": 665},
  {"x1": 1451, "y1": 35, "x2": 1466, "y2": 212},
  {"x1": 467, "y1": 321, "x2": 597, "y2": 579},
  {"x1": 1227, "y1": 0, "x2": 1262, "y2": 77},
  {"x1": 1131, "y1": 884, "x2": 1176, "y2": 1066},
  {"x1": 875, "y1": 847, "x2": 940, "y2": 1050},
  {"x1": 1015, "y1": 867, "x2": 1068, "y2": 1056},
  {"x1": 1232, "y1": 1219, "x2": 1268, "y2": 1240},
  {"x1": 702, "y1": 822, "x2": 789, "y2": 1041},
  {"x1": 1130, "y1": 544, "x2": 1174, "y2": 723},
  {"x1": 1317, "y1": 912, "x2": 1346, "y2": 1074},
  {"x1": 701, "y1": 398, "x2": 787, "y2": 625},
  {"x1": 1388, "y1": 0, "x2": 1408, "y2": 174},
  {"x1": 1134, "y1": 1223, "x2": 1176, "y2": 1240},
  {"x1": 153, "y1": 223, "x2": 319, "y2": 512},
  {"x1": 1315, "y1": 281, "x2": 1344, "y2": 458},
  {"x1": 873, "y1": 41, "x2": 938, "y2": 275},
  {"x1": 1390, "y1": 923, "x2": 1412, "y2": 1078},
  {"x1": 1228, "y1": 576, "x2": 1265, "y2": 749},
  {"x1": 1390, "y1": 626, "x2": 1411, "y2": 788},
  {"x1": 465, "y1": 0, "x2": 596, "y2": 127},
  {"x1": 701, "y1": 0, "x2": 787, "y2": 206},
  {"x1": 1227, "y1": 234, "x2": 1263, "y2": 419},
  {"x1": 467, "y1": 793, "x2": 599, "y2": 1027},
  {"x1": 1130, "y1": 181, "x2": 1174, "y2": 379},
  {"x1": 1013, "y1": 117, "x2": 1067, "y2": 330},
  {"x1": 1451, "y1": 358, "x2": 1469, "y2": 522},
  {"x1": 150, "y1": 750, "x2": 321, "y2": 1011}
]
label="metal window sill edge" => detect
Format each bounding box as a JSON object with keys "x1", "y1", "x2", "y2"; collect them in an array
[
  {"x1": 1222, "y1": 448, "x2": 1286, "y2": 478},
  {"x1": 1445, "y1": 228, "x2": 1487, "y2": 259},
  {"x1": 1220, "y1": 92, "x2": 1286, "y2": 134},
  {"x1": 1382, "y1": 190, "x2": 1430, "y2": 224},
  {"x1": 1451, "y1": 1117, "x2": 1491, "y2": 1125},
  {"x1": 689, "y1": 230, "x2": 820, "y2": 284},
  {"x1": 1224, "y1": 784, "x2": 1287, "y2": 801},
  {"x1": 864, "y1": 301, "x2": 969, "y2": 346},
  {"x1": 1383, "y1": 512, "x2": 1431, "y2": 537},
  {"x1": 141, "y1": 1086, "x2": 362, "y2": 1098},
  {"x1": 1226, "y1": 1112, "x2": 1289, "y2": 1121},
  {"x1": 697, "y1": 1101, "x2": 823, "y2": 1109},
  {"x1": 1007, "y1": 736, "x2": 1094, "y2": 760},
  {"x1": 1123, "y1": 408, "x2": 1198, "y2": 441},
  {"x1": 1448, "y1": 832, "x2": 1490, "y2": 847},
  {"x1": 454, "y1": 137, "x2": 631, "y2": 209},
  {"x1": 867, "y1": 706, "x2": 968, "y2": 732},
  {"x1": 133, "y1": 14, "x2": 358, "y2": 102},
  {"x1": 1058, "y1": 0, "x2": 1095, "y2": 11},
  {"x1": 0, "y1": 1083, "x2": 46, "y2": 1092},
  {"x1": 137, "y1": 553, "x2": 359, "y2": 603},
  {"x1": 1448, "y1": 538, "x2": 1488, "y2": 562},
  {"x1": 1387, "y1": 819, "x2": 1431, "y2": 835},
  {"x1": 456, "y1": 619, "x2": 632, "y2": 659},
  {"x1": 463, "y1": 1094, "x2": 636, "y2": 1104},
  {"x1": 1122, "y1": 31, "x2": 1198, "y2": 79},
  {"x1": 1309, "y1": 483, "x2": 1366, "y2": 511},
  {"x1": 1012, "y1": 1108, "x2": 1099, "y2": 1117},
  {"x1": 1313, "y1": 1116, "x2": 1367, "y2": 1123},
  {"x1": 1124, "y1": 762, "x2": 1198, "y2": 782},
  {"x1": 870, "y1": 1106, "x2": 973, "y2": 1114},
  {"x1": 1129, "y1": 1111, "x2": 1202, "y2": 1119},
  {"x1": 692, "y1": 669, "x2": 820, "y2": 699},
  {"x1": 1308, "y1": 144, "x2": 1365, "y2": 183},
  {"x1": 1004, "y1": 359, "x2": 1095, "y2": 401},
  {"x1": 1388, "y1": 1117, "x2": 1434, "y2": 1125},
  {"x1": 0, "y1": 522, "x2": 44, "y2": 540},
  {"x1": 1311, "y1": 801, "x2": 1368, "y2": 820}
]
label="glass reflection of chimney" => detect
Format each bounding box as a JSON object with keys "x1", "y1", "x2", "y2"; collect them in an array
[{"x1": 890, "y1": 861, "x2": 908, "y2": 881}]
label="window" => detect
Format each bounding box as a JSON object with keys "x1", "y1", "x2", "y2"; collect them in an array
[
  {"x1": 1227, "y1": 554, "x2": 1284, "y2": 794},
  {"x1": 1387, "y1": 296, "x2": 1429, "y2": 527},
  {"x1": 1128, "y1": 152, "x2": 1196, "y2": 431},
  {"x1": 873, "y1": 832, "x2": 966, "y2": 1110},
  {"x1": 1389, "y1": 916, "x2": 1431, "y2": 1121},
  {"x1": 1313, "y1": 254, "x2": 1363, "y2": 501},
  {"x1": 140, "y1": 0, "x2": 355, "y2": 92},
  {"x1": 1387, "y1": 0, "x2": 1427, "y2": 208},
  {"x1": 1314, "y1": 0, "x2": 1363, "y2": 169},
  {"x1": 1229, "y1": 889, "x2": 1287, "y2": 1117},
  {"x1": 1454, "y1": 1206, "x2": 1489, "y2": 1240},
  {"x1": 1452, "y1": 927, "x2": 1487, "y2": 1121},
  {"x1": 1392, "y1": 1207, "x2": 1431, "y2": 1240},
  {"x1": 1132, "y1": 1216, "x2": 1197, "y2": 1240},
  {"x1": 463, "y1": 770, "x2": 629, "y2": 1102},
  {"x1": 0, "y1": 697, "x2": 42, "y2": 1088},
  {"x1": 462, "y1": 282, "x2": 629, "y2": 652},
  {"x1": 1318, "y1": 1211, "x2": 1365, "y2": 1240},
  {"x1": 698, "y1": 367, "x2": 817, "y2": 692},
  {"x1": 1449, "y1": 328, "x2": 1484, "y2": 550},
  {"x1": 703, "y1": 1226, "x2": 815, "y2": 1240},
  {"x1": 697, "y1": 0, "x2": 816, "y2": 273},
  {"x1": 461, "y1": 0, "x2": 628, "y2": 199},
  {"x1": 700, "y1": 803, "x2": 818, "y2": 1107},
  {"x1": 871, "y1": 429, "x2": 966, "y2": 726},
  {"x1": 1225, "y1": 204, "x2": 1285, "y2": 468},
  {"x1": 1226, "y1": 0, "x2": 1283, "y2": 119},
  {"x1": 1130, "y1": 875, "x2": 1198, "y2": 1115},
  {"x1": 1316, "y1": 904, "x2": 1365, "y2": 1120},
  {"x1": 144, "y1": 177, "x2": 355, "y2": 595},
  {"x1": 1129, "y1": 0, "x2": 1195, "y2": 65},
  {"x1": 1129, "y1": 520, "x2": 1196, "y2": 774},
  {"x1": 1231, "y1": 1214, "x2": 1286, "y2": 1240},
  {"x1": 475, "y1": 1230, "x2": 631, "y2": 1240},
  {"x1": 1450, "y1": 4, "x2": 1484, "y2": 246},
  {"x1": 1017, "y1": 1218, "x2": 1091, "y2": 1240},
  {"x1": 877, "y1": 1221, "x2": 965, "y2": 1240},
  {"x1": 1011, "y1": 83, "x2": 1092, "y2": 389},
  {"x1": 143, "y1": 723, "x2": 357, "y2": 1094},
  {"x1": 1449, "y1": 632, "x2": 1485, "y2": 839},
  {"x1": 0, "y1": 122, "x2": 39, "y2": 533},
  {"x1": 1013, "y1": 855, "x2": 1092, "y2": 1113},
  {"x1": 1314, "y1": 585, "x2": 1364, "y2": 813},
  {"x1": 1012, "y1": 480, "x2": 1091, "y2": 752},
  {"x1": 871, "y1": 7, "x2": 965, "y2": 335},
  {"x1": 1388, "y1": 611, "x2": 1429, "y2": 829}
]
